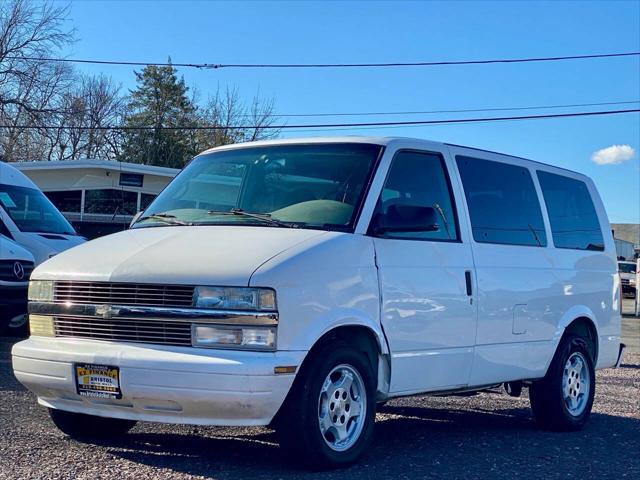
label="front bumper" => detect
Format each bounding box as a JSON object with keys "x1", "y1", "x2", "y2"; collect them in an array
[{"x1": 12, "y1": 337, "x2": 304, "y2": 426}]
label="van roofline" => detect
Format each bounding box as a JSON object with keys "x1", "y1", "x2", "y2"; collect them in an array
[
  {"x1": 444, "y1": 142, "x2": 584, "y2": 176},
  {"x1": 201, "y1": 136, "x2": 586, "y2": 178}
]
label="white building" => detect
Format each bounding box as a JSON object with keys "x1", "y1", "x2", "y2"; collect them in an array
[{"x1": 14, "y1": 160, "x2": 178, "y2": 238}]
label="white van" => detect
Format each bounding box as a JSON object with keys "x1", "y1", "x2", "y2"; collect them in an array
[
  {"x1": 0, "y1": 235, "x2": 35, "y2": 334},
  {"x1": 0, "y1": 162, "x2": 85, "y2": 265},
  {"x1": 12, "y1": 138, "x2": 623, "y2": 468}
]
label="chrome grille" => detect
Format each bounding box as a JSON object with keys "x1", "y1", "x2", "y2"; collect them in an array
[
  {"x1": 53, "y1": 281, "x2": 195, "y2": 307},
  {"x1": 53, "y1": 317, "x2": 192, "y2": 346},
  {"x1": 0, "y1": 260, "x2": 34, "y2": 281}
]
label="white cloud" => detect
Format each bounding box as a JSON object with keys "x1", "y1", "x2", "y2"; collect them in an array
[{"x1": 591, "y1": 144, "x2": 636, "y2": 165}]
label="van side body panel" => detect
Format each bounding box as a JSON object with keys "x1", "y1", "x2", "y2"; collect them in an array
[{"x1": 448, "y1": 145, "x2": 619, "y2": 386}]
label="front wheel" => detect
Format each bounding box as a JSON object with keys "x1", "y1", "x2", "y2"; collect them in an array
[
  {"x1": 529, "y1": 334, "x2": 595, "y2": 431},
  {"x1": 49, "y1": 408, "x2": 137, "y2": 440},
  {"x1": 275, "y1": 344, "x2": 376, "y2": 470}
]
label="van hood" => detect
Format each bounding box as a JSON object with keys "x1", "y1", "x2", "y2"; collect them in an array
[
  {"x1": 32, "y1": 225, "x2": 327, "y2": 286},
  {"x1": 0, "y1": 236, "x2": 34, "y2": 262},
  {"x1": 13, "y1": 231, "x2": 85, "y2": 265}
]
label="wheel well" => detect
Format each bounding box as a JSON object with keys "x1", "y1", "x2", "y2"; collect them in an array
[
  {"x1": 300, "y1": 325, "x2": 381, "y2": 382},
  {"x1": 563, "y1": 317, "x2": 598, "y2": 363},
  {"x1": 270, "y1": 325, "x2": 383, "y2": 428}
]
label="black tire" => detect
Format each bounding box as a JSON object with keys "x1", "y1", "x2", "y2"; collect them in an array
[
  {"x1": 275, "y1": 343, "x2": 376, "y2": 470},
  {"x1": 529, "y1": 334, "x2": 595, "y2": 431},
  {"x1": 49, "y1": 408, "x2": 137, "y2": 440}
]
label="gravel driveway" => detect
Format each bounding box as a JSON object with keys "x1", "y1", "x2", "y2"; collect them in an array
[{"x1": 1, "y1": 333, "x2": 638, "y2": 480}]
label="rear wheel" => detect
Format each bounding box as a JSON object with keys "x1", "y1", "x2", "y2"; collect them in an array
[
  {"x1": 529, "y1": 334, "x2": 595, "y2": 431},
  {"x1": 275, "y1": 344, "x2": 376, "y2": 470},
  {"x1": 49, "y1": 408, "x2": 137, "y2": 440}
]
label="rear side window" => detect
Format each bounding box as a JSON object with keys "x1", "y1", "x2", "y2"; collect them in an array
[
  {"x1": 456, "y1": 156, "x2": 547, "y2": 247},
  {"x1": 537, "y1": 171, "x2": 604, "y2": 251}
]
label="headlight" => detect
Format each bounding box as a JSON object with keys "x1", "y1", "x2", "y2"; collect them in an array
[
  {"x1": 193, "y1": 286, "x2": 276, "y2": 311},
  {"x1": 192, "y1": 324, "x2": 276, "y2": 350},
  {"x1": 28, "y1": 280, "x2": 54, "y2": 302},
  {"x1": 630, "y1": 278, "x2": 637, "y2": 285}
]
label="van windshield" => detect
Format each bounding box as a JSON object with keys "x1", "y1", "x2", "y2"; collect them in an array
[
  {"x1": 618, "y1": 263, "x2": 636, "y2": 274},
  {"x1": 0, "y1": 184, "x2": 76, "y2": 235},
  {"x1": 134, "y1": 143, "x2": 382, "y2": 231}
]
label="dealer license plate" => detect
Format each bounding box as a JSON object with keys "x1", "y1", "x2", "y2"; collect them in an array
[{"x1": 75, "y1": 364, "x2": 122, "y2": 399}]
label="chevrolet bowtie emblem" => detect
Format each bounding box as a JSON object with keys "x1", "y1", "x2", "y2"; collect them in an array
[{"x1": 95, "y1": 305, "x2": 119, "y2": 319}]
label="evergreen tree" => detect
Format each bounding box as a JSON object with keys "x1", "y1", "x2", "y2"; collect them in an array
[{"x1": 119, "y1": 64, "x2": 198, "y2": 167}]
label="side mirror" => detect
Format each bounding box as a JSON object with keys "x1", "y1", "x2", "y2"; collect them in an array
[
  {"x1": 129, "y1": 211, "x2": 143, "y2": 228},
  {"x1": 372, "y1": 204, "x2": 440, "y2": 235}
]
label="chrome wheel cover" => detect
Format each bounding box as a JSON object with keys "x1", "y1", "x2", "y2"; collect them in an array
[
  {"x1": 318, "y1": 364, "x2": 367, "y2": 452},
  {"x1": 562, "y1": 352, "x2": 590, "y2": 416}
]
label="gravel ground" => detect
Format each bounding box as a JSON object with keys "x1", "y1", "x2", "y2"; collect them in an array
[{"x1": 1, "y1": 325, "x2": 638, "y2": 480}]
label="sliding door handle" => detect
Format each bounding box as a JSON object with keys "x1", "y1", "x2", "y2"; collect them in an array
[{"x1": 465, "y1": 271, "x2": 473, "y2": 296}]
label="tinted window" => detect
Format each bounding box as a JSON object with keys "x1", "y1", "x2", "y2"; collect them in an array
[
  {"x1": 456, "y1": 156, "x2": 546, "y2": 247},
  {"x1": 537, "y1": 171, "x2": 604, "y2": 251},
  {"x1": 372, "y1": 151, "x2": 458, "y2": 241},
  {"x1": 140, "y1": 193, "x2": 156, "y2": 211},
  {"x1": 84, "y1": 189, "x2": 137, "y2": 215},
  {"x1": 0, "y1": 184, "x2": 75, "y2": 234},
  {"x1": 45, "y1": 190, "x2": 82, "y2": 213}
]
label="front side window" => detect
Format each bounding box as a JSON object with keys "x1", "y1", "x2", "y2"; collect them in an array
[
  {"x1": 619, "y1": 263, "x2": 636, "y2": 274},
  {"x1": 456, "y1": 156, "x2": 547, "y2": 247},
  {"x1": 537, "y1": 171, "x2": 604, "y2": 251},
  {"x1": 371, "y1": 150, "x2": 459, "y2": 241},
  {"x1": 0, "y1": 184, "x2": 75, "y2": 235},
  {"x1": 135, "y1": 143, "x2": 382, "y2": 230}
]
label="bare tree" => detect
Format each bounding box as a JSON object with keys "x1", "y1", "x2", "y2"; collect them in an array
[
  {"x1": 197, "y1": 86, "x2": 280, "y2": 150},
  {"x1": 51, "y1": 74, "x2": 125, "y2": 160},
  {"x1": 0, "y1": 0, "x2": 74, "y2": 161}
]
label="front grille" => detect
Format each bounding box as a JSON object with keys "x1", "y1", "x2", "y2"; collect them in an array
[
  {"x1": 621, "y1": 279, "x2": 630, "y2": 285},
  {"x1": 53, "y1": 317, "x2": 192, "y2": 346},
  {"x1": 54, "y1": 281, "x2": 195, "y2": 307},
  {"x1": 0, "y1": 260, "x2": 34, "y2": 281}
]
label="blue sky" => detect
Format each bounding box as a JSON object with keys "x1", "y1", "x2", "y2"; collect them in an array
[{"x1": 61, "y1": 0, "x2": 639, "y2": 223}]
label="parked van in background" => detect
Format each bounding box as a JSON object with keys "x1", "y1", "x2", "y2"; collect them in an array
[
  {"x1": 0, "y1": 235, "x2": 34, "y2": 335},
  {"x1": 0, "y1": 162, "x2": 85, "y2": 265},
  {"x1": 12, "y1": 138, "x2": 624, "y2": 469},
  {"x1": 618, "y1": 261, "x2": 637, "y2": 298}
]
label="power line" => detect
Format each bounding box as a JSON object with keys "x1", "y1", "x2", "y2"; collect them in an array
[
  {"x1": 3, "y1": 108, "x2": 639, "y2": 131},
  {"x1": 273, "y1": 100, "x2": 640, "y2": 118},
  {"x1": 5, "y1": 51, "x2": 640, "y2": 70}
]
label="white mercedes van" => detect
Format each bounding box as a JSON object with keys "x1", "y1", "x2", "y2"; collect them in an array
[
  {"x1": 12, "y1": 138, "x2": 623, "y2": 468},
  {"x1": 0, "y1": 235, "x2": 35, "y2": 335},
  {"x1": 0, "y1": 161, "x2": 85, "y2": 265}
]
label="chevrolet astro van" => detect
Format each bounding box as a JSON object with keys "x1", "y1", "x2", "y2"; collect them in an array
[{"x1": 12, "y1": 137, "x2": 624, "y2": 468}]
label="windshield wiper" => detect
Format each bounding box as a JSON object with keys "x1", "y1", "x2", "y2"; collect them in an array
[
  {"x1": 205, "y1": 208, "x2": 299, "y2": 228},
  {"x1": 528, "y1": 223, "x2": 543, "y2": 247},
  {"x1": 136, "y1": 213, "x2": 191, "y2": 226}
]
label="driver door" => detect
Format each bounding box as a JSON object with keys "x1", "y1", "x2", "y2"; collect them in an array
[{"x1": 370, "y1": 149, "x2": 477, "y2": 394}]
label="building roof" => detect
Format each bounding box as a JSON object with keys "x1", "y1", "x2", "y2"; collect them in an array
[{"x1": 12, "y1": 159, "x2": 179, "y2": 177}]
